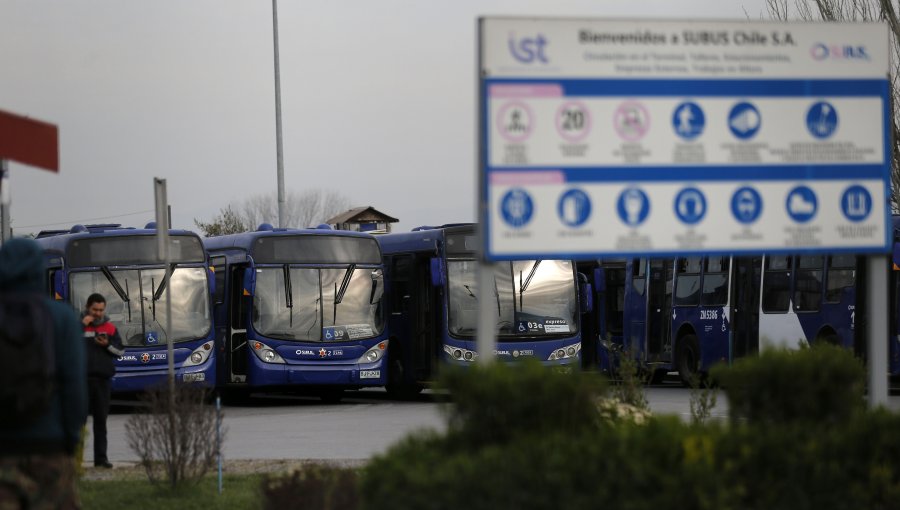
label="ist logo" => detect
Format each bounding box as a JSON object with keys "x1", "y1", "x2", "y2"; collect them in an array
[
  {"x1": 319, "y1": 348, "x2": 327, "y2": 358},
  {"x1": 508, "y1": 32, "x2": 548, "y2": 64},
  {"x1": 140, "y1": 352, "x2": 150, "y2": 363}
]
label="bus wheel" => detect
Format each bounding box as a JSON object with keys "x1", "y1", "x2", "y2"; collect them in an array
[
  {"x1": 386, "y1": 357, "x2": 423, "y2": 400},
  {"x1": 677, "y1": 334, "x2": 701, "y2": 387}
]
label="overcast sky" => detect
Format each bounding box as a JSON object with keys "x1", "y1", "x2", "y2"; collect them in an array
[{"x1": 1, "y1": 0, "x2": 769, "y2": 235}]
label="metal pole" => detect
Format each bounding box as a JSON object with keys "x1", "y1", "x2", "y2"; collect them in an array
[
  {"x1": 867, "y1": 254, "x2": 889, "y2": 408},
  {"x1": 476, "y1": 260, "x2": 497, "y2": 364},
  {"x1": 154, "y1": 179, "x2": 175, "y2": 392},
  {"x1": 216, "y1": 395, "x2": 223, "y2": 494},
  {"x1": 272, "y1": 0, "x2": 286, "y2": 228},
  {"x1": 1, "y1": 159, "x2": 10, "y2": 243}
]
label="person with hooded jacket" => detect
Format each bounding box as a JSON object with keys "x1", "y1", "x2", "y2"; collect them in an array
[
  {"x1": 0, "y1": 238, "x2": 87, "y2": 509},
  {"x1": 80, "y1": 293, "x2": 124, "y2": 469}
]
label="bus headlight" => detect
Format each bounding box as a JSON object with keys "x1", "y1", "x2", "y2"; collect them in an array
[
  {"x1": 182, "y1": 342, "x2": 213, "y2": 367},
  {"x1": 357, "y1": 341, "x2": 388, "y2": 364},
  {"x1": 548, "y1": 342, "x2": 581, "y2": 361},
  {"x1": 251, "y1": 341, "x2": 286, "y2": 364},
  {"x1": 443, "y1": 344, "x2": 478, "y2": 362}
]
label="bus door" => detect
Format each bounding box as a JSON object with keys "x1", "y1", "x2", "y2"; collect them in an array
[
  {"x1": 730, "y1": 256, "x2": 761, "y2": 361},
  {"x1": 647, "y1": 259, "x2": 673, "y2": 364},
  {"x1": 411, "y1": 254, "x2": 437, "y2": 381},
  {"x1": 389, "y1": 254, "x2": 437, "y2": 384},
  {"x1": 623, "y1": 259, "x2": 648, "y2": 360},
  {"x1": 227, "y1": 266, "x2": 249, "y2": 383}
]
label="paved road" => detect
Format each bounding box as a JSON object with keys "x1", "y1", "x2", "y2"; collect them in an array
[{"x1": 86, "y1": 384, "x2": 900, "y2": 466}]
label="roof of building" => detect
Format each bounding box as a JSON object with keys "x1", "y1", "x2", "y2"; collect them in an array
[{"x1": 326, "y1": 206, "x2": 398, "y2": 224}]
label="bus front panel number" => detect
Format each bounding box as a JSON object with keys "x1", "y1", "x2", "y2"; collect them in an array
[{"x1": 700, "y1": 309, "x2": 718, "y2": 320}]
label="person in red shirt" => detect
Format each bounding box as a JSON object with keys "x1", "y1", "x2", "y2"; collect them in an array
[{"x1": 81, "y1": 293, "x2": 124, "y2": 469}]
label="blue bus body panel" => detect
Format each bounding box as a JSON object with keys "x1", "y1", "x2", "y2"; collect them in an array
[
  {"x1": 674, "y1": 305, "x2": 730, "y2": 372},
  {"x1": 244, "y1": 335, "x2": 389, "y2": 387},
  {"x1": 112, "y1": 344, "x2": 215, "y2": 393}
]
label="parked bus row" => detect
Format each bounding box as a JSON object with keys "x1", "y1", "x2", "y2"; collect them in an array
[
  {"x1": 35, "y1": 218, "x2": 900, "y2": 398},
  {"x1": 34, "y1": 222, "x2": 590, "y2": 401},
  {"x1": 579, "y1": 216, "x2": 900, "y2": 385}
]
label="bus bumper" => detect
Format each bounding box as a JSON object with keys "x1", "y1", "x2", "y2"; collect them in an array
[
  {"x1": 111, "y1": 357, "x2": 216, "y2": 393},
  {"x1": 247, "y1": 354, "x2": 388, "y2": 387}
]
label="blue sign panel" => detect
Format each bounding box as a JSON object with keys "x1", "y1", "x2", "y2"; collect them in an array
[{"x1": 480, "y1": 18, "x2": 890, "y2": 260}]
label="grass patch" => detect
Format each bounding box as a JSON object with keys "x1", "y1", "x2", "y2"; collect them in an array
[{"x1": 78, "y1": 473, "x2": 265, "y2": 510}]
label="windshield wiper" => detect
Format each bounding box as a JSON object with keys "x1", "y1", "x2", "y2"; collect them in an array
[
  {"x1": 283, "y1": 265, "x2": 293, "y2": 328},
  {"x1": 463, "y1": 284, "x2": 477, "y2": 300},
  {"x1": 332, "y1": 264, "x2": 356, "y2": 325},
  {"x1": 334, "y1": 264, "x2": 356, "y2": 305},
  {"x1": 152, "y1": 263, "x2": 178, "y2": 302},
  {"x1": 101, "y1": 266, "x2": 130, "y2": 305},
  {"x1": 518, "y1": 260, "x2": 542, "y2": 311},
  {"x1": 100, "y1": 267, "x2": 133, "y2": 322}
]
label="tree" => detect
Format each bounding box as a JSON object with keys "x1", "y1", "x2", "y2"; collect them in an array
[
  {"x1": 194, "y1": 205, "x2": 248, "y2": 237},
  {"x1": 238, "y1": 189, "x2": 352, "y2": 230},
  {"x1": 193, "y1": 189, "x2": 352, "y2": 237},
  {"x1": 764, "y1": 0, "x2": 900, "y2": 210}
]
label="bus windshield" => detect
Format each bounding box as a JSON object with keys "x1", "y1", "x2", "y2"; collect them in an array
[
  {"x1": 253, "y1": 266, "x2": 384, "y2": 342},
  {"x1": 70, "y1": 267, "x2": 211, "y2": 347},
  {"x1": 447, "y1": 259, "x2": 577, "y2": 339}
]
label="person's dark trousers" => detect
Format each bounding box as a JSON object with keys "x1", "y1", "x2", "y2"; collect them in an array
[{"x1": 87, "y1": 376, "x2": 111, "y2": 465}]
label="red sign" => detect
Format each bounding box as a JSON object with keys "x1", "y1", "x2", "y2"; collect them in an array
[{"x1": 0, "y1": 110, "x2": 58, "y2": 172}]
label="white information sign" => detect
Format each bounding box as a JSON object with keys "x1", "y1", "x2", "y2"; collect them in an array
[{"x1": 479, "y1": 18, "x2": 891, "y2": 259}]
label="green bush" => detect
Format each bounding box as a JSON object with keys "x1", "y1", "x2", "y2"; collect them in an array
[
  {"x1": 436, "y1": 359, "x2": 607, "y2": 449},
  {"x1": 360, "y1": 346, "x2": 900, "y2": 510},
  {"x1": 712, "y1": 344, "x2": 865, "y2": 426}
]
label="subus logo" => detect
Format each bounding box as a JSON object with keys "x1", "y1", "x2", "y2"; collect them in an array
[
  {"x1": 810, "y1": 43, "x2": 870, "y2": 61},
  {"x1": 508, "y1": 32, "x2": 548, "y2": 64}
]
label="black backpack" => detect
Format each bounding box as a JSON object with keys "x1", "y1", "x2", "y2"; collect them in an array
[{"x1": 0, "y1": 292, "x2": 56, "y2": 427}]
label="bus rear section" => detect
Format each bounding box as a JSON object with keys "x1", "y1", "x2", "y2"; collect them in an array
[
  {"x1": 36, "y1": 224, "x2": 217, "y2": 393},
  {"x1": 608, "y1": 253, "x2": 860, "y2": 385},
  {"x1": 378, "y1": 224, "x2": 589, "y2": 397},
  {"x1": 205, "y1": 226, "x2": 388, "y2": 400}
]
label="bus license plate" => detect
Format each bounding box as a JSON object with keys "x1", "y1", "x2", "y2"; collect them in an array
[
  {"x1": 360, "y1": 370, "x2": 380, "y2": 379},
  {"x1": 183, "y1": 372, "x2": 205, "y2": 383}
]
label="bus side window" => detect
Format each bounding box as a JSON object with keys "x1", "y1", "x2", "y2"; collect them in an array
[
  {"x1": 632, "y1": 259, "x2": 646, "y2": 296},
  {"x1": 762, "y1": 256, "x2": 792, "y2": 313},
  {"x1": 701, "y1": 256, "x2": 729, "y2": 306},
  {"x1": 674, "y1": 256, "x2": 701, "y2": 307},
  {"x1": 825, "y1": 255, "x2": 856, "y2": 303},
  {"x1": 794, "y1": 256, "x2": 823, "y2": 312}
]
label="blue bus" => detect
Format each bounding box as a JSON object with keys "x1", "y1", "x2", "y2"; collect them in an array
[
  {"x1": 34, "y1": 223, "x2": 216, "y2": 392},
  {"x1": 377, "y1": 223, "x2": 591, "y2": 397},
  {"x1": 203, "y1": 224, "x2": 388, "y2": 401},
  {"x1": 584, "y1": 252, "x2": 873, "y2": 385}
]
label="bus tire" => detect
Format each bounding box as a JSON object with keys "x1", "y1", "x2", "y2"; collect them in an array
[
  {"x1": 386, "y1": 356, "x2": 423, "y2": 400},
  {"x1": 677, "y1": 334, "x2": 701, "y2": 387}
]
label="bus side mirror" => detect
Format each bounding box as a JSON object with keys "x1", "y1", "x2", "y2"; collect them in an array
[
  {"x1": 578, "y1": 273, "x2": 593, "y2": 314},
  {"x1": 242, "y1": 268, "x2": 256, "y2": 297},
  {"x1": 208, "y1": 267, "x2": 216, "y2": 296},
  {"x1": 593, "y1": 267, "x2": 606, "y2": 293},
  {"x1": 430, "y1": 257, "x2": 446, "y2": 287},
  {"x1": 53, "y1": 271, "x2": 67, "y2": 300},
  {"x1": 370, "y1": 269, "x2": 384, "y2": 304}
]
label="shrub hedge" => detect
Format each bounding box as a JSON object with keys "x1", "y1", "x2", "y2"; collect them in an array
[{"x1": 268, "y1": 347, "x2": 900, "y2": 510}]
